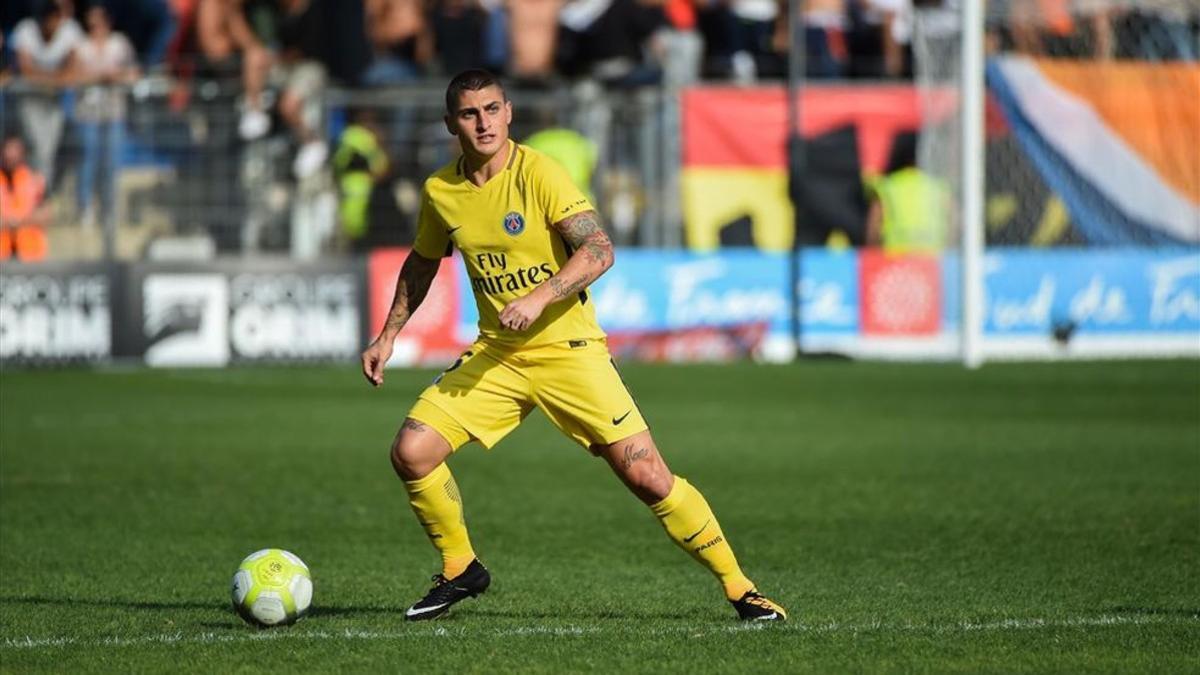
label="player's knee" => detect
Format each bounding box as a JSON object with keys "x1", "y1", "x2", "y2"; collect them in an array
[
  {"x1": 389, "y1": 432, "x2": 433, "y2": 481},
  {"x1": 390, "y1": 418, "x2": 454, "y2": 480},
  {"x1": 624, "y1": 459, "x2": 674, "y2": 504}
]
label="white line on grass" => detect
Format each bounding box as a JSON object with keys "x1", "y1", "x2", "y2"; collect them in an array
[
  {"x1": 0, "y1": 626, "x2": 599, "y2": 651},
  {"x1": 2, "y1": 614, "x2": 1194, "y2": 651}
]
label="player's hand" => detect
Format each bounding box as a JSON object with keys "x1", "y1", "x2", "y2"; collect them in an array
[
  {"x1": 499, "y1": 293, "x2": 547, "y2": 332},
  {"x1": 361, "y1": 337, "x2": 394, "y2": 387}
]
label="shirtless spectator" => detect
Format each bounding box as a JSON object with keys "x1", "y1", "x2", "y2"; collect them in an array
[
  {"x1": 362, "y1": 0, "x2": 430, "y2": 85},
  {"x1": 277, "y1": 0, "x2": 332, "y2": 177},
  {"x1": 195, "y1": 0, "x2": 273, "y2": 139},
  {"x1": 509, "y1": 0, "x2": 561, "y2": 81}
]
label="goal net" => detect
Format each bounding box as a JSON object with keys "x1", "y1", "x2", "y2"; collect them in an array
[{"x1": 912, "y1": 0, "x2": 1200, "y2": 361}]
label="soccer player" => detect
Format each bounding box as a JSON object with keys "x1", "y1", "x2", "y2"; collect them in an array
[{"x1": 360, "y1": 70, "x2": 786, "y2": 622}]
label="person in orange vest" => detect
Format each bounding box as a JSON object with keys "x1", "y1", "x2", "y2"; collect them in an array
[{"x1": 0, "y1": 135, "x2": 52, "y2": 262}]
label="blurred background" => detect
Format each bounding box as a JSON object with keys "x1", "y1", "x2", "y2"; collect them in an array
[{"x1": 0, "y1": 0, "x2": 1197, "y2": 367}]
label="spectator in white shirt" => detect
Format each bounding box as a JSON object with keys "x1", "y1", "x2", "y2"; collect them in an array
[
  {"x1": 12, "y1": 0, "x2": 84, "y2": 186},
  {"x1": 72, "y1": 3, "x2": 140, "y2": 229}
]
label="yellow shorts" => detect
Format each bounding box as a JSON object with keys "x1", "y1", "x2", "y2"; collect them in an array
[{"x1": 407, "y1": 338, "x2": 648, "y2": 453}]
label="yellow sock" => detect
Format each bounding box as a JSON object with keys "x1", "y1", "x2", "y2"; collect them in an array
[
  {"x1": 403, "y1": 462, "x2": 475, "y2": 579},
  {"x1": 650, "y1": 476, "x2": 756, "y2": 601}
]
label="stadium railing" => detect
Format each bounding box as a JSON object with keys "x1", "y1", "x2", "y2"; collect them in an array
[{"x1": 0, "y1": 77, "x2": 680, "y2": 263}]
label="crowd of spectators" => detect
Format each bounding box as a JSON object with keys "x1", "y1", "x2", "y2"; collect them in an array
[{"x1": 0, "y1": 0, "x2": 1195, "y2": 259}]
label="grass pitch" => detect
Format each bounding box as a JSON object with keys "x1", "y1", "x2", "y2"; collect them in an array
[{"x1": 1, "y1": 360, "x2": 1197, "y2": 672}]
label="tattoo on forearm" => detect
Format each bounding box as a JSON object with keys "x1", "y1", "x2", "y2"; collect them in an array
[
  {"x1": 384, "y1": 255, "x2": 439, "y2": 334},
  {"x1": 548, "y1": 274, "x2": 590, "y2": 300},
  {"x1": 557, "y1": 210, "x2": 613, "y2": 267},
  {"x1": 544, "y1": 210, "x2": 613, "y2": 301},
  {"x1": 619, "y1": 443, "x2": 649, "y2": 470},
  {"x1": 580, "y1": 232, "x2": 611, "y2": 266}
]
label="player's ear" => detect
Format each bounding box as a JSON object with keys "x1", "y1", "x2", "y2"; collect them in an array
[
  {"x1": 503, "y1": 100, "x2": 512, "y2": 125},
  {"x1": 443, "y1": 114, "x2": 456, "y2": 136}
]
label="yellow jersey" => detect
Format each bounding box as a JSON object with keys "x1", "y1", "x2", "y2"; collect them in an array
[{"x1": 413, "y1": 140, "x2": 606, "y2": 348}]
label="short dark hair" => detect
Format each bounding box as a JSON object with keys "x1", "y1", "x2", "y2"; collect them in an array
[
  {"x1": 34, "y1": 0, "x2": 62, "y2": 21},
  {"x1": 885, "y1": 131, "x2": 919, "y2": 174},
  {"x1": 445, "y1": 69, "x2": 505, "y2": 114}
]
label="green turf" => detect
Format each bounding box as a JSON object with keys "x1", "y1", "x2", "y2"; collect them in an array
[{"x1": 1, "y1": 360, "x2": 1197, "y2": 673}]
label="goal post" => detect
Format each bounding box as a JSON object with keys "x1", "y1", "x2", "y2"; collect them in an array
[
  {"x1": 961, "y1": 0, "x2": 986, "y2": 368},
  {"x1": 911, "y1": 0, "x2": 1200, "y2": 362}
]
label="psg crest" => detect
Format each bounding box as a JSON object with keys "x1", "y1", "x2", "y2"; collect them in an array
[{"x1": 502, "y1": 212, "x2": 525, "y2": 236}]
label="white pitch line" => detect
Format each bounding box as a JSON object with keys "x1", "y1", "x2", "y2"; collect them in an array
[
  {"x1": 1, "y1": 614, "x2": 1194, "y2": 651},
  {"x1": 0, "y1": 626, "x2": 599, "y2": 651},
  {"x1": 688, "y1": 613, "x2": 1196, "y2": 638}
]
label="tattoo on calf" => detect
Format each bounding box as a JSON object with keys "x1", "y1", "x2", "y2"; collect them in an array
[{"x1": 619, "y1": 443, "x2": 650, "y2": 470}]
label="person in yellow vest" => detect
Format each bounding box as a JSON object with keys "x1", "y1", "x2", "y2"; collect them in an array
[
  {"x1": 865, "y1": 131, "x2": 953, "y2": 254},
  {"x1": 0, "y1": 135, "x2": 51, "y2": 262},
  {"x1": 333, "y1": 110, "x2": 390, "y2": 246},
  {"x1": 522, "y1": 127, "x2": 597, "y2": 205}
]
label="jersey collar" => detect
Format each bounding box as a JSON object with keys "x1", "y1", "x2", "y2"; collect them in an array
[{"x1": 458, "y1": 140, "x2": 518, "y2": 191}]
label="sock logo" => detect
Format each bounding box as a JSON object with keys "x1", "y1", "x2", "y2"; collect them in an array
[
  {"x1": 693, "y1": 535, "x2": 724, "y2": 553},
  {"x1": 683, "y1": 520, "x2": 710, "y2": 543}
]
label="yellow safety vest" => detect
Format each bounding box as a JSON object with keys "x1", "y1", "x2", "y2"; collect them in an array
[{"x1": 874, "y1": 167, "x2": 951, "y2": 253}]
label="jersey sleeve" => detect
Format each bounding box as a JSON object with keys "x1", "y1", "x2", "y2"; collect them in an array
[
  {"x1": 412, "y1": 185, "x2": 451, "y2": 259},
  {"x1": 533, "y1": 154, "x2": 593, "y2": 226}
]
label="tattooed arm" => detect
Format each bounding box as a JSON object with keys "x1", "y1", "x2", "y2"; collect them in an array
[
  {"x1": 361, "y1": 251, "x2": 441, "y2": 386},
  {"x1": 545, "y1": 209, "x2": 615, "y2": 303},
  {"x1": 498, "y1": 209, "x2": 615, "y2": 331}
]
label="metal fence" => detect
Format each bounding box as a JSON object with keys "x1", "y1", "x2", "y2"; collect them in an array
[
  {"x1": 322, "y1": 83, "x2": 682, "y2": 249},
  {"x1": 1, "y1": 77, "x2": 681, "y2": 262}
]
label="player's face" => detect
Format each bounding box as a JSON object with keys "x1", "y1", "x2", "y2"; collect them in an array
[{"x1": 446, "y1": 86, "x2": 512, "y2": 158}]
